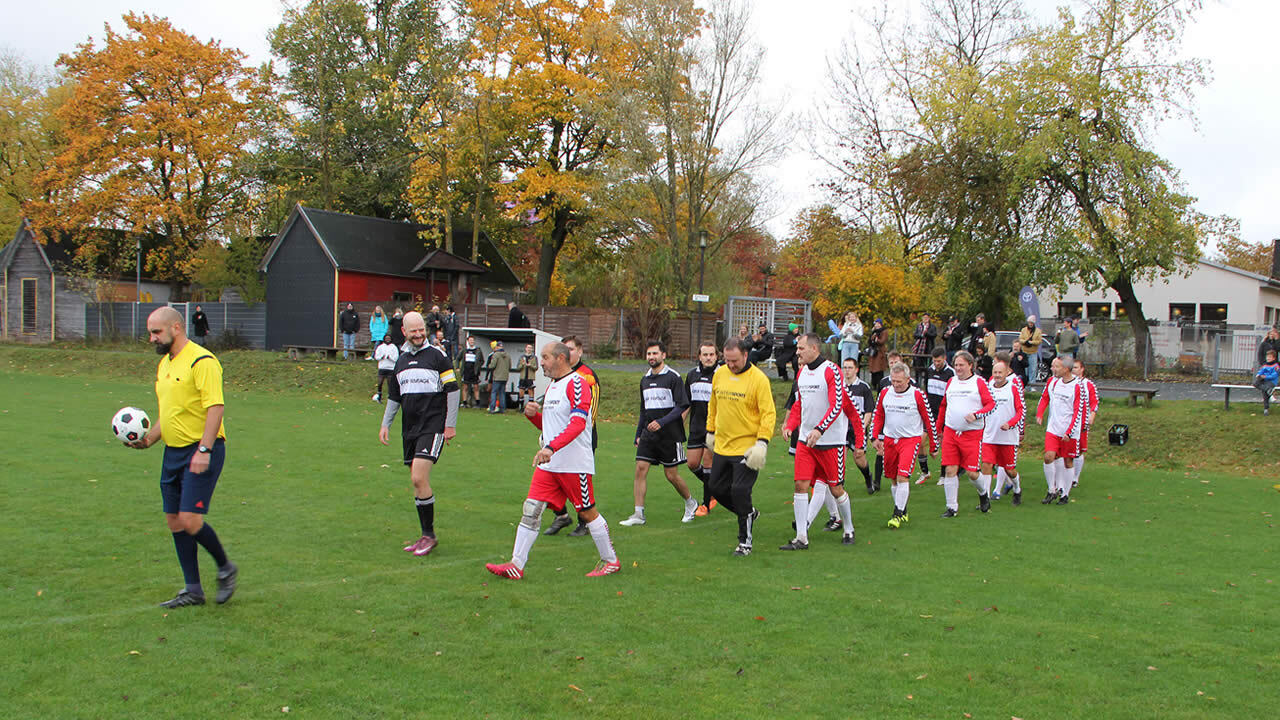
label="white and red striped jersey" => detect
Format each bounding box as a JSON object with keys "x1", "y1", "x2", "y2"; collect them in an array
[
  {"x1": 529, "y1": 371, "x2": 594, "y2": 473},
  {"x1": 1036, "y1": 375, "x2": 1085, "y2": 439},
  {"x1": 982, "y1": 378, "x2": 1025, "y2": 445},
  {"x1": 1080, "y1": 378, "x2": 1099, "y2": 428},
  {"x1": 872, "y1": 386, "x2": 937, "y2": 452},
  {"x1": 784, "y1": 359, "x2": 850, "y2": 448},
  {"x1": 939, "y1": 374, "x2": 997, "y2": 433}
]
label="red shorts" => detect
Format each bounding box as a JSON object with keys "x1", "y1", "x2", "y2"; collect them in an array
[
  {"x1": 940, "y1": 427, "x2": 983, "y2": 473},
  {"x1": 1044, "y1": 433, "x2": 1079, "y2": 459},
  {"x1": 794, "y1": 444, "x2": 846, "y2": 487},
  {"x1": 981, "y1": 442, "x2": 1018, "y2": 474},
  {"x1": 528, "y1": 468, "x2": 596, "y2": 511},
  {"x1": 881, "y1": 436, "x2": 922, "y2": 480},
  {"x1": 1079, "y1": 428, "x2": 1089, "y2": 454}
]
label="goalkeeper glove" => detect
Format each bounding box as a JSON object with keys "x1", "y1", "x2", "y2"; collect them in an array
[
  {"x1": 743, "y1": 440, "x2": 768, "y2": 470},
  {"x1": 704, "y1": 432, "x2": 715, "y2": 454}
]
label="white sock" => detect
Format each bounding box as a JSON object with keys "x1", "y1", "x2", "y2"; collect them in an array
[
  {"x1": 1074, "y1": 456, "x2": 1085, "y2": 483},
  {"x1": 512, "y1": 524, "x2": 538, "y2": 570},
  {"x1": 836, "y1": 492, "x2": 854, "y2": 535},
  {"x1": 977, "y1": 473, "x2": 992, "y2": 497},
  {"x1": 634, "y1": 505, "x2": 645, "y2": 517},
  {"x1": 995, "y1": 467, "x2": 1007, "y2": 491},
  {"x1": 1011, "y1": 474, "x2": 1022, "y2": 493},
  {"x1": 894, "y1": 482, "x2": 909, "y2": 512},
  {"x1": 793, "y1": 493, "x2": 810, "y2": 543},
  {"x1": 1054, "y1": 459, "x2": 1067, "y2": 495},
  {"x1": 586, "y1": 515, "x2": 617, "y2": 563},
  {"x1": 823, "y1": 487, "x2": 838, "y2": 518},
  {"x1": 944, "y1": 475, "x2": 959, "y2": 511},
  {"x1": 805, "y1": 483, "x2": 829, "y2": 530},
  {"x1": 1043, "y1": 462, "x2": 1054, "y2": 492}
]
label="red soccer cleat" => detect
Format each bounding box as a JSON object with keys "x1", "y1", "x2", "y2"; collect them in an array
[
  {"x1": 585, "y1": 559, "x2": 621, "y2": 577},
  {"x1": 486, "y1": 562, "x2": 524, "y2": 580},
  {"x1": 404, "y1": 536, "x2": 425, "y2": 553}
]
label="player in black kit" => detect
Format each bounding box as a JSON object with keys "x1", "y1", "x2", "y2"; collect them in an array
[
  {"x1": 683, "y1": 340, "x2": 719, "y2": 515},
  {"x1": 618, "y1": 341, "x2": 698, "y2": 527}
]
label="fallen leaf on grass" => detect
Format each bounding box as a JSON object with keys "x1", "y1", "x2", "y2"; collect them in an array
[
  {"x1": 754, "y1": 616, "x2": 765, "y2": 621},
  {"x1": 915, "y1": 673, "x2": 927, "y2": 680},
  {"x1": 1147, "y1": 666, "x2": 1158, "y2": 671},
  {"x1": 984, "y1": 606, "x2": 999, "y2": 612},
  {"x1": 790, "y1": 586, "x2": 803, "y2": 591},
  {"x1": 965, "y1": 714, "x2": 972, "y2": 718},
  {"x1": 128, "y1": 650, "x2": 141, "y2": 656},
  {"x1": 919, "y1": 614, "x2": 933, "y2": 618},
  {"x1": 282, "y1": 707, "x2": 290, "y2": 713},
  {"x1": 576, "y1": 656, "x2": 584, "y2": 661},
  {"x1": 36, "y1": 590, "x2": 42, "y2": 597},
  {"x1": 569, "y1": 685, "x2": 584, "y2": 693},
  {"x1": 906, "y1": 694, "x2": 913, "y2": 700}
]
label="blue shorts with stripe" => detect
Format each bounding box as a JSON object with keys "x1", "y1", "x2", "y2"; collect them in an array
[{"x1": 160, "y1": 439, "x2": 225, "y2": 514}]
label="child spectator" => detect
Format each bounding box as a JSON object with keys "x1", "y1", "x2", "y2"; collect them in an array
[
  {"x1": 372, "y1": 334, "x2": 399, "y2": 403},
  {"x1": 1255, "y1": 349, "x2": 1279, "y2": 416}
]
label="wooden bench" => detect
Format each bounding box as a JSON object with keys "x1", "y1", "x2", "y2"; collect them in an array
[
  {"x1": 1095, "y1": 385, "x2": 1157, "y2": 407},
  {"x1": 1082, "y1": 361, "x2": 1108, "y2": 377},
  {"x1": 284, "y1": 345, "x2": 371, "y2": 361},
  {"x1": 1210, "y1": 383, "x2": 1260, "y2": 410}
]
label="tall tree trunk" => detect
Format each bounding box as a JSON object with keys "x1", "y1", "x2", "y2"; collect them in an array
[
  {"x1": 1109, "y1": 273, "x2": 1148, "y2": 366},
  {"x1": 536, "y1": 208, "x2": 571, "y2": 306}
]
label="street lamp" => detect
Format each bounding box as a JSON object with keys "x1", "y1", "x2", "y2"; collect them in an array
[
  {"x1": 695, "y1": 230, "x2": 708, "y2": 358},
  {"x1": 761, "y1": 263, "x2": 774, "y2": 298}
]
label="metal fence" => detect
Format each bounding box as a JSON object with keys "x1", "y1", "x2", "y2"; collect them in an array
[
  {"x1": 84, "y1": 302, "x2": 267, "y2": 349},
  {"x1": 724, "y1": 296, "x2": 812, "y2": 341}
]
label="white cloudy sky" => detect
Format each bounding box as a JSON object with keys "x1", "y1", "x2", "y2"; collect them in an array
[{"x1": 5, "y1": 0, "x2": 1278, "y2": 247}]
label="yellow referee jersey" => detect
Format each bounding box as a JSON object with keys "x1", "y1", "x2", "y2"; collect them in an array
[
  {"x1": 706, "y1": 362, "x2": 776, "y2": 456},
  {"x1": 156, "y1": 340, "x2": 226, "y2": 447}
]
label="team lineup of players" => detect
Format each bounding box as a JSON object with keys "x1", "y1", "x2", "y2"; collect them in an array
[{"x1": 379, "y1": 313, "x2": 1100, "y2": 576}]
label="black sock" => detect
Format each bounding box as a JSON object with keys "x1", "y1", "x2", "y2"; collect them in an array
[
  {"x1": 919, "y1": 455, "x2": 929, "y2": 474},
  {"x1": 415, "y1": 496, "x2": 435, "y2": 537},
  {"x1": 193, "y1": 522, "x2": 229, "y2": 569},
  {"x1": 552, "y1": 507, "x2": 569, "y2": 519},
  {"x1": 859, "y1": 462, "x2": 871, "y2": 482},
  {"x1": 700, "y1": 467, "x2": 713, "y2": 506},
  {"x1": 874, "y1": 454, "x2": 883, "y2": 484},
  {"x1": 172, "y1": 531, "x2": 202, "y2": 593}
]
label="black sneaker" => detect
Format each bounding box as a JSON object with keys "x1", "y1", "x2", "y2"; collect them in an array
[
  {"x1": 1057, "y1": 495, "x2": 1070, "y2": 505},
  {"x1": 1041, "y1": 491, "x2": 1057, "y2": 505},
  {"x1": 940, "y1": 508, "x2": 958, "y2": 518},
  {"x1": 1012, "y1": 492, "x2": 1022, "y2": 506},
  {"x1": 823, "y1": 517, "x2": 842, "y2": 532},
  {"x1": 215, "y1": 562, "x2": 238, "y2": 604},
  {"x1": 873, "y1": 478, "x2": 881, "y2": 493},
  {"x1": 159, "y1": 589, "x2": 205, "y2": 608},
  {"x1": 977, "y1": 493, "x2": 991, "y2": 513},
  {"x1": 778, "y1": 539, "x2": 809, "y2": 551},
  {"x1": 543, "y1": 513, "x2": 573, "y2": 536},
  {"x1": 567, "y1": 521, "x2": 589, "y2": 537},
  {"x1": 841, "y1": 531, "x2": 856, "y2": 545}
]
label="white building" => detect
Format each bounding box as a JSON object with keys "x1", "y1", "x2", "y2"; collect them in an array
[{"x1": 1036, "y1": 258, "x2": 1280, "y2": 329}]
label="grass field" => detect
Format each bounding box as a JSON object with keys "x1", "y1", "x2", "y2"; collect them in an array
[{"x1": 1, "y1": 346, "x2": 1277, "y2": 718}]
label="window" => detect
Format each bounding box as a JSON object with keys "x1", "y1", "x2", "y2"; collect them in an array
[
  {"x1": 1086, "y1": 302, "x2": 1112, "y2": 321},
  {"x1": 21, "y1": 278, "x2": 37, "y2": 334},
  {"x1": 1057, "y1": 302, "x2": 1083, "y2": 320},
  {"x1": 1199, "y1": 303, "x2": 1227, "y2": 324},
  {"x1": 1115, "y1": 304, "x2": 1128, "y2": 319},
  {"x1": 1169, "y1": 303, "x2": 1196, "y2": 325},
  {"x1": 391, "y1": 291, "x2": 412, "y2": 303},
  {"x1": 1265, "y1": 306, "x2": 1277, "y2": 326}
]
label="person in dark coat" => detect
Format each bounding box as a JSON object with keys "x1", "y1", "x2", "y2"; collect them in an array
[
  {"x1": 866, "y1": 319, "x2": 888, "y2": 387},
  {"x1": 339, "y1": 303, "x2": 360, "y2": 359},
  {"x1": 508, "y1": 301, "x2": 530, "y2": 328},
  {"x1": 441, "y1": 305, "x2": 459, "y2": 359},
  {"x1": 942, "y1": 316, "x2": 964, "y2": 364},
  {"x1": 911, "y1": 313, "x2": 937, "y2": 384},
  {"x1": 1258, "y1": 327, "x2": 1280, "y2": 366},
  {"x1": 191, "y1": 305, "x2": 210, "y2": 345},
  {"x1": 748, "y1": 323, "x2": 774, "y2": 364},
  {"x1": 389, "y1": 307, "x2": 405, "y2": 346},
  {"x1": 774, "y1": 323, "x2": 801, "y2": 380}
]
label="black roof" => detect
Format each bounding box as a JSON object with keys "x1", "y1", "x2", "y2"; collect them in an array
[
  {"x1": 0, "y1": 221, "x2": 54, "y2": 274},
  {"x1": 262, "y1": 205, "x2": 520, "y2": 287}
]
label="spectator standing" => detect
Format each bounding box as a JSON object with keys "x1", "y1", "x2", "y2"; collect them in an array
[
  {"x1": 191, "y1": 305, "x2": 210, "y2": 345},
  {"x1": 1255, "y1": 349, "x2": 1279, "y2": 416},
  {"x1": 486, "y1": 340, "x2": 512, "y2": 413},
  {"x1": 775, "y1": 323, "x2": 801, "y2": 380},
  {"x1": 838, "y1": 311, "x2": 864, "y2": 363},
  {"x1": 425, "y1": 305, "x2": 442, "y2": 337},
  {"x1": 441, "y1": 305, "x2": 459, "y2": 359},
  {"x1": 1055, "y1": 319, "x2": 1081, "y2": 362},
  {"x1": 911, "y1": 313, "x2": 937, "y2": 384},
  {"x1": 457, "y1": 336, "x2": 483, "y2": 408},
  {"x1": 370, "y1": 306, "x2": 389, "y2": 353},
  {"x1": 974, "y1": 344, "x2": 994, "y2": 380},
  {"x1": 966, "y1": 313, "x2": 989, "y2": 354},
  {"x1": 373, "y1": 334, "x2": 398, "y2": 403},
  {"x1": 508, "y1": 301, "x2": 531, "y2": 328},
  {"x1": 389, "y1": 307, "x2": 405, "y2": 346},
  {"x1": 1256, "y1": 327, "x2": 1280, "y2": 366},
  {"x1": 516, "y1": 343, "x2": 538, "y2": 408},
  {"x1": 942, "y1": 316, "x2": 964, "y2": 364},
  {"x1": 1018, "y1": 316, "x2": 1044, "y2": 383},
  {"x1": 339, "y1": 303, "x2": 360, "y2": 359},
  {"x1": 867, "y1": 319, "x2": 888, "y2": 387},
  {"x1": 1009, "y1": 341, "x2": 1030, "y2": 386}
]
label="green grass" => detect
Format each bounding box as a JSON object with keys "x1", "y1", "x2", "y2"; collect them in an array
[{"x1": 1, "y1": 346, "x2": 1277, "y2": 718}]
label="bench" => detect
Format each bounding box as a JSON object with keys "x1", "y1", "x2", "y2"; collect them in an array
[
  {"x1": 1082, "y1": 361, "x2": 1108, "y2": 377},
  {"x1": 1095, "y1": 385, "x2": 1157, "y2": 407},
  {"x1": 284, "y1": 345, "x2": 372, "y2": 361},
  {"x1": 1210, "y1": 383, "x2": 1260, "y2": 410}
]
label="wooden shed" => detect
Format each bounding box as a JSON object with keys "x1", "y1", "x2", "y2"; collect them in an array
[{"x1": 1, "y1": 221, "x2": 56, "y2": 342}]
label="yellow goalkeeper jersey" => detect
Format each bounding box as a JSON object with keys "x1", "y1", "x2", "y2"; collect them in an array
[{"x1": 706, "y1": 362, "x2": 776, "y2": 456}]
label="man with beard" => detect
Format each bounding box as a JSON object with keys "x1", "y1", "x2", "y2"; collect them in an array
[{"x1": 619, "y1": 341, "x2": 698, "y2": 526}]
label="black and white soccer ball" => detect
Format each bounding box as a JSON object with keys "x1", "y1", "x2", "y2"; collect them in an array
[{"x1": 112, "y1": 406, "x2": 151, "y2": 443}]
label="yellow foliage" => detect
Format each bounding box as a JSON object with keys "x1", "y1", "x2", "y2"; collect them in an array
[{"x1": 815, "y1": 257, "x2": 923, "y2": 327}]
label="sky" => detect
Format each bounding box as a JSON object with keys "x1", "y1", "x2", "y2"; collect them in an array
[{"x1": 4, "y1": 0, "x2": 1278, "y2": 248}]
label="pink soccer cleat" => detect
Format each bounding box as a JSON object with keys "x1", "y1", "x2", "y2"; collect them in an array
[
  {"x1": 404, "y1": 536, "x2": 426, "y2": 553},
  {"x1": 412, "y1": 536, "x2": 438, "y2": 556},
  {"x1": 486, "y1": 562, "x2": 524, "y2": 580},
  {"x1": 585, "y1": 559, "x2": 621, "y2": 577}
]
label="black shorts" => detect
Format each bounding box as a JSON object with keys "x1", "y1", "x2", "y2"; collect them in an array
[
  {"x1": 160, "y1": 440, "x2": 225, "y2": 514},
  {"x1": 378, "y1": 369, "x2": 395, "y2": 379},
  {"x1": 462, "y1": 367, "x2": 479, "y2": 384},
  {"x1": 518, "y1": 378, "x2": 535, "y2": 389},
  {"x1": 636, "y1": 433, "x2": 687, "y2": 467},
  {"x1": 403, "y1": 432, "x2": 446, "y2": 466},
  {"x1": 687, "y1": 426, "x2": 708, "y2": 450}
]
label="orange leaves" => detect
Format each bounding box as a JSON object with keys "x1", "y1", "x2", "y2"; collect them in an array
[{"x1": 815, "y1": 258, "x2": 923, "y2": 327}]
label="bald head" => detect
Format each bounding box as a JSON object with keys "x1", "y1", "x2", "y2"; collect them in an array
[
  {"x1": 402, "y1": 311, "x2": 427, "y2": 347},
  {"x1": 147, "y1": 306, "x2": 187, "y2": 356},
  {"x1": 150, "y1": 306, "x2": 183, "y2": 327}
]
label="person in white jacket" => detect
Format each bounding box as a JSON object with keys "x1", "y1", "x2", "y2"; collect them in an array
[{"x1": 373, "y1": 333, "x2": 400, "y2": 403}]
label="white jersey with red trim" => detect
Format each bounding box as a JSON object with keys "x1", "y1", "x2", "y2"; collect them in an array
[
  {"x1": 538, "y1": 372, "x2": 594, "y2": 474},
  {"x1": 1081, "y1": 378, "x2": 1099, "y2": 425},
  {"x1": 1038, "y1": 375, "x2": 1084, "y2": 439},
  {"x1": 982, "y1": 379, "x2": 1025, "y2": 445},
  {"x1": 872, "y1": 386, "x2": 936, "y2": 450},
  {"x1": 940, "y1": 374, "x2": 997, "y2": 432},
  {"x1": 784, "y1": 359, "x2": 849, "y2": 448}
]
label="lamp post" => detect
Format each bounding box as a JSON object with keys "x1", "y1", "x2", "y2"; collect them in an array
[
  {"x1": 761, "y1": 263, "x2": 774, "y2": 298},
  {"x1": 133, "y1": 238, "x2": 142, "y2": 337},
  {"x1": 695, "y1": 230, "x2": 707, "y2": 357}
]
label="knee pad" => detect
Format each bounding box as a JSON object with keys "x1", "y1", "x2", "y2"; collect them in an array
[{"x1": 520, "y1": 498, "x2": 547, "y2": 531}]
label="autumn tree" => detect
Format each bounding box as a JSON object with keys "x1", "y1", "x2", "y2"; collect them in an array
[
  {"x1": 1215, "y1": 235, "x2": 1275, "y2": 277},
  {"x1": 0, "y1": 52, "x2": 68, "y2": 232},
  {"x1": 814, "y1": 258, "x2": 923, "y2": 329},
  {"x1": 25, "y1": 14, "x2": 272, "y2": 291}
]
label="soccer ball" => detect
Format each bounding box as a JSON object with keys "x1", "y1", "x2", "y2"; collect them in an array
[{"x1": 112, "y1": 406, "x2": 151, "y2": 443}]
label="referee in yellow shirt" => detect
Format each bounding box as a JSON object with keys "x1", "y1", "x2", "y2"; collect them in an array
[
  {"x1": 705, "y1": 336, "x2": 777, "y2": 556},
  {"x1": 128, "y1": 307, "x2": 237, "y2": 608}
]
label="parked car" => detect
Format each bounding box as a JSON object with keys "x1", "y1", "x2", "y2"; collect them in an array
[{"x1": 994, "y1": 331, "x2": 1055, "y2": 382}]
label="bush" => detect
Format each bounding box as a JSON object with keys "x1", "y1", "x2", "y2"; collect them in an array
[{"x1": 212, "y1": 327, "x2": 253, "y2": 351}]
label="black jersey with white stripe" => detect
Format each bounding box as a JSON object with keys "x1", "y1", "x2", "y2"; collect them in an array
[
  {"x1": 388, "y1": 342, "x2": 458, "y2": 437},
  {"x1": 637, "y1": 365, "x2": 689, "y2": 443},
  {"x1": 684, "y1": 363, "x2": 717, "y2": 434}
]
